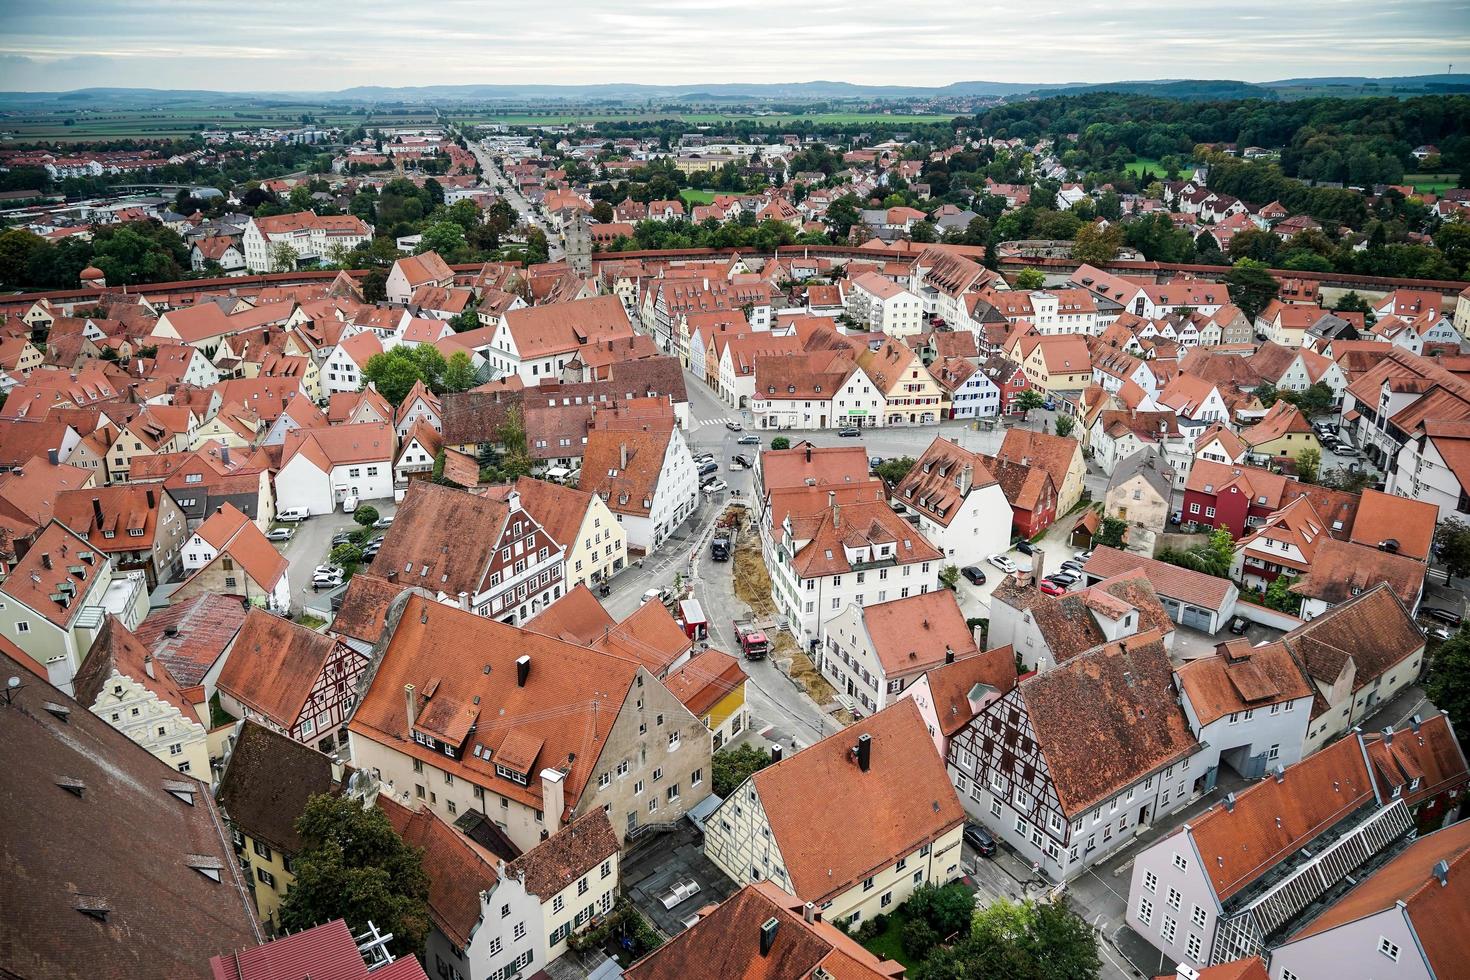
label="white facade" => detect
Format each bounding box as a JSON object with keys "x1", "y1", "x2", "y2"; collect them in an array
[
  {"x1": 946, "y1": 370, "x2": 1000, "y2": 420},
  {"x1": 242, "y1": 215, "x2": 372, "y2": 272},
  {"x1": 846, "y1": 278, "x2": 924, "y2": 338},
  {"x1": 275, "y1": 452, "x2": 395, "y2": 516},
  {"x1": 909, "y1": 481, "x2": 1012, "y2": 564},
  {"x1": 560, "y1": 495, "x2": 627, "y2": 590},
  {"x1": 609, "y1": 428, "x2": 698, "y2": 554},
  {"x1": 87, "y1": 668, "x2": 210, "y2": 778}
]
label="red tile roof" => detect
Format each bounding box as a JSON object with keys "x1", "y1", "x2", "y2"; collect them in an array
[
  {"x1": 134, "y1": 593, "x2": 249, "y2": 688},
  {"x1": 216, "y1": 610, "x2": 352, "y2": 728},
  {"x1": 750, "y1": 699, "x2": 964, "y2": 903},
  {"x1": 861, "y1": 590, "x2": 978, "y2": 677},
  {"x1": 1346, "y1": 488, "x2": 1438, "y2": 560},
  {"x1": 210, "y1": 919, "x2": 427, "y2": 980},
  {"x1": 377, "y1": 795, "x2": 498, "y2": 950},
  {"x1": 1285, "y1": 819, "x2": 1470, "y2": 975},
  {"x1": 1176, "y1": 639, "x2": 1314, "y2": 727},
  {"x1": 1082, "y1": 545, "x2": 1235, "y2": 611},
  {"x1": 663, "y1": 649, "x2": 747, "y2": 717},
  {"x1": 1188, "y1": 735, "x2": 1375, "y2": 900}
]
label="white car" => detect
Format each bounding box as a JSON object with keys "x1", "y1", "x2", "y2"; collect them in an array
[
  {"x1": 702, "y1": 479, "x2": 729, "y2": 494},
  {"x1": 987, "y1": 554, "x2": 1018, "y2": 573},
  {"x1": 1074, "y1": 549, "x2": 1094, "y2": 563},
  {"x1": 265, "y1": 527, "x2": 294, "y2": 542},
  {"x1": 276, "y1": 508, "x2": 309, "y2": 522}
]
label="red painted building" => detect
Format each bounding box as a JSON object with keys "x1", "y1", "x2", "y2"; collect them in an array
[
  {"x1": 1181, "y1": 458, "x2": 1359, "y2": 542},
  {"x1": 984, "y1": 453, "x2": 1057, "y2": 539}
]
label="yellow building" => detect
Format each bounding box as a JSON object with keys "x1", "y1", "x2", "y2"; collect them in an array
[
  {"x1": 702, "y1": 699, "x2": 965, "y2": 926},
  {"x1": 664, "y1": 649, "x2": 749, "y2": 751},
  {"x1": 1239, "y1": 400, "x2": 1320, "y2": 463},
  {"x1": 1019, "y1": 334, "x2": 1092, "y2": 394},
  {"x1": 216, "y1": 720, "x2": 339, "y2": 928},
  {"x1": 857, "y1": 340, "x2": 946, "y2": 427}
]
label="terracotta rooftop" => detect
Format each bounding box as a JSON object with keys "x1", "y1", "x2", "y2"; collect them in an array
[
  {"x1": 1282, "y1": 582, "x2": 1424, "y2": 693},
  {"x1": 524, "y1": 583, "x2": 617, "y2": 645},
  {"x1": 1020, "y1": 630, "x2": 1197, "y2": 814},
  {"x1": 328, "y1": 573, "x2": 410, "y2": 648},
  {"x1": 923, "y1": 645, "x2": 1018, "y2": 737},
  {"x1": 590, "y1": 600, "x2": 692, "y2": 676},
  {"x1": 348, "y1": 596, "x2": 640, "y2": 816},
  {"x1": 892, "y1": 437, "x2": 998, "y2": 529},
  {"x1": 1176, "y1": 638, "x2": 1314, "y2": 727},
  {"x1": 377, "y1": 795, "x2": 498, "y2": 950},
  {"x1": 1359, "y1": 712, "x2": 1469, "y2": 808},
  {"x1": 1346, "y1": 488, "x2": 1438, "y2": 560},
  {"x1": 1286, "y1": 818, "x2": 1470, "y2": 975},
  {"x1": 1187, "y1": 735, "x2": 1377, "y2": 901},
  {"x1": 662, "y1": 649, "x2": 747, "y2": 718},
  {"x1": 372, "y1": 481, "x2": 512, "y2": 597},
  {"x1": 216, "y1": 610, "x2": 354, "y2": 729},
  {"x1": 749, "y1": 699, "x2": 964, "y2": 904},
  {"x1": 1288, "y1": 537, "x2": 1426, "y2": 609},
  {"x1": 1082, "y1": 546, "x2": 1235, "y2": 611},
  {"x1": 625, "y1": 881, "x2": 902, "y2": 980},
  {"x1": 209, "y1": 919, "x2": 428, "y2": 980},
  {"x1": 504, "y1": 807, "x2": 619, "y2": 901},
  {"x1": 134, "y1": 593, "x2": 249, "y2": 688}
]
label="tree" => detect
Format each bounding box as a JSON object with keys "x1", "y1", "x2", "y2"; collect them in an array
[
  {"x1": 1053, "y1": 414, "x2": 1076, "y2": 438},
  {"x1": 1294, "y1": 446, "x2": 1321, "y2": 484},
  {"x1": 1015, "y1": 389, "x2": 1046, "y2": 419},
  {"x1": 1263, "y1": 574, "x2": 1302, "y2": 615},
  {"x1": 1071, "y1": 222, "x2": 1123, "y2": 265},
  {"x1": 910, "y1": 220, "x2": 938, "y2": 243},
  {"x1": 904, "y1": 882, "x2": 975, "y2": 940},
  {"x1": 441, "y1": 351, "x2": 478, "y2": 392},
  {"x1": 1095, "y1": 515, "x2": 1127, "y2": 549},
  {"x1": 1334, "y1": 290, "x2": 1377, "y2": 326},
  {"x1": 712, "y1": 743, "x2": 774, "y2": 797},
  {"x1": 362, "y1": 345, "x2": 449, "y2": 404},
  {"x1": 913, "y1": 898, "x2": 1100, "y2": 980},
  {"x1": 0, "y1": 228, "x2": 45, "y2": 290},
  {"x1": 1434, "y1": 518, "x2": 1470, "y2": 587},
  {"x1": 353, "y1": 505, "x2": 380, "y2": 527},
  {"x1": 940, "y1": 565, "x2": 961, "y2": 591},
  {"x1": 1014, "y1": 267, "x2": 1046, "y2": 290},
  {"x1": 268, "y1": 240, "x2": 299, "y2": 272},
  {"x1": 770, "y1": 436, "x2": 791, "y2": 451},
  {"x1": 1424, "y1": 627, "x2": 1470, "y2": 737},
  {"x1": 1225, "y1": 258, "x2": 1280, "y2": 322},
  {"x1": 875, "y1": 456, "x2": 916, "y2": 485},
  {"x1": 591, "y1": 200, "x2": 614, "y2": 223},
  {"x1": 329, "y1": 542, "x2": 363, "y2": 567},
  {"x1": 418, "y1": 221, "x2": 467, "y2": 262},
  {"x1": 1318, "y1": 466, "x2": 1375, "y2": 493},
  {"x1": 902, "y1": 918, "x2": 940, "y2": 961},
  {"x1": 1157, "y1": 525, "x2": 1234, "y2": 578},
  {"x1": 277, "y1": 794, "x2": 429, "y2": 958}
]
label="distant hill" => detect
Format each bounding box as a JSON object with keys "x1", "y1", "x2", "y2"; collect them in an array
[{"x1": 1, "y1": 75, "x2": 1464, "y2": 108}]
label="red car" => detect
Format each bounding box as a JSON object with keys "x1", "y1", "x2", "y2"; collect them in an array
[{"x1": 1039, "y1": 579, "x2": 1066, "y2": 596}]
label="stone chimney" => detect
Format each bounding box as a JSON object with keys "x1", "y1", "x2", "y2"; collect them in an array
[
  {"x1": 404, "y1": 683, "x2": 417, "y2": 729},
  {"x1": 142, "y1": 654, "x2": 155, "y2": 680},
  {"x1": 959, "y1": 462, "x2": 973, "y2": 495},
  {"x1": 619, "y1": 442, "x2": 628, "y2": 470}
]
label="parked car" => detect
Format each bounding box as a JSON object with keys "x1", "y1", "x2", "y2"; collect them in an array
[
  {"x1": 1014, "y1": 540, "x2": 1034, "y2": 556},
  {"x1": 1074, "y1": 549, "x2": 1094, "y2": 563},
  {"x1": 373, "y1": 515, "x2": 394, "y2": 529},
  {"x1": 698, "y1": 461, "x2": 719, "y2": 478},
  {"x1": 1039, "y1": 579, "x2": 1066, "y2": 596},
  {"x1": 277, "y1": 508, "x2": 310, "y2": 522},
  {"x1": 737, "y1": 434, "x2": 761, "y2": 445},
  {"x1": 725, "y1": 421, "x2": 743, "y2": 431},
  {"x1": 694, "y1": 453, "x2": 716, "y2": 465},
  {"x1": 964, "y1": 822, "x2": 997, "y2": 857},
  {"x1": 265, "y1": 527, "x2": 294, "y2": 542},
  {"x1": 1059, "y1": 559, "x2": 1085, "y2": 574},
  {"x1": 731, "y1": 454, "x2": 752, "y2": 469},
  {"x1": 987, "y1": 554, "x2": 1018, "y2": 573},
  {"x1": 313, "y1": 571, "x2": 344, "y2": 587},
  {"x1": 658, "y1": 877, "x2": 702, "y2": 909},
  {"x1": 962, "y1": 565, "x2": 987, "y2": 585},
  {"x1": 641, "y1": 588, "x2": 673, "y2": 607},
  {"x1": 1049, "y1": 571, "x2": 1079, "y2": 586},
  {"x1": 870, "y1": 456, "x2": 884, "y2": 470},
  {"x1": 837, "y1": 426, "x2": 860, "y2": 437},
  {"x1": 702, "y1": 479, "x2": 729, "y2": 494},
  {"x1": 1421, "y1": 607, "x2": 1463, "y2": 627},
  {"x1": 331, "y1": 531, "x2": 354, "y2": 547},
  {"x1": 1229, "y1": 616, "x2": 1250, "y2": 635}
]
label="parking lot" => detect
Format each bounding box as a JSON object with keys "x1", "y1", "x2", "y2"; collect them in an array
[{"x1": 273, "y1": 499, "x2": 396, "y2": 613}]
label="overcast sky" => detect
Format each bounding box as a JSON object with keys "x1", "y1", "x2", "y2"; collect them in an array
[{"x1": 1, "y1": 0, "x2": 1466, "y2": 92}]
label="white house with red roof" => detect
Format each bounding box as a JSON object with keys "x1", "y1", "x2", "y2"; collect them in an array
[
  {"x1": 321, "y1": 331, "x2": 383, "y2": 396},
  {"x1": 275, "y1": 422, "x2": 396, "y2": 515},
  {"x1": 242, "y1": 211, "x2": 373, "y2": 272},
  {"x1": 385, "y1": 251, "x2": 455, "y2": 306}
]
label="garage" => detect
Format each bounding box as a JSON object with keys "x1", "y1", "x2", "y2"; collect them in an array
[{"x1": 1180, "y1": 604, "x2": 1214, "y2": 631}]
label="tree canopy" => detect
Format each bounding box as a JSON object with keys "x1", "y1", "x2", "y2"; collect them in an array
[{"x1": 277, "y1": 794, "x2": 430, "y2": 958}]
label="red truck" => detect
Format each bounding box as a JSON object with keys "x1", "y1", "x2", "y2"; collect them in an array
[{"x1": 733, "y1": 619, "x2": 769, "y2": 660}]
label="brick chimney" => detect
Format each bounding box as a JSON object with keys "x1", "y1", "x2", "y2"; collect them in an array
[{"x1": 619, "y1": 442, "x2": 628, "y2": 470}]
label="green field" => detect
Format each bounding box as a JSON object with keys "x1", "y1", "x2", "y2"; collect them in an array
[
  {"x1": 1, "y1": 105, "x2": 438, "y2": 142},
  {"x1": 679, "y1": 189, "x2": 719, "y2": 205},
  {"x1": 1125, "y1": 157, "x2": 1187, "y2": 179},
  {"x1": 1406, "y1": 173, "x2": 1460, "y2": 194}
]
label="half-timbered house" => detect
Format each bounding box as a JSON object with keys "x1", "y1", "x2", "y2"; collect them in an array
[
  {"x1": 370, "y1": 480, "x2": 566, "y2": 625},
  {"x1": 216, "y1": 608, "x2": 368, "y2": 755},
  {"x1": 946, "y1": 630, "x2": 1204, "y2": 882}
]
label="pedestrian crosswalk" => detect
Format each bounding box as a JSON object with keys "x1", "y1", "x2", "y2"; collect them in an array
[{"x1": 695, "y1": 415, "x2": 742, "y2": 430}]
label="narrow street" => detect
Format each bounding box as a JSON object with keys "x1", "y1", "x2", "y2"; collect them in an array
[{"x1": 466, "y1": 139, "x2": 564, "y2": 261}]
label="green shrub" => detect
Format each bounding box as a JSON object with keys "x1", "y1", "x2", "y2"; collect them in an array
[
  {"x1": 901, "y1": 917, "x2": 940, "y2": 960},
  {"x1": 353, "y1": 505, "x2": 380, "y2": 527}
]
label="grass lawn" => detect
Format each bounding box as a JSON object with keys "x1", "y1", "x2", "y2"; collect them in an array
[
  {"x1": 1125, "y1": 157, "x2": 1184, "y2": 179},
  {"x1": 860, "y1": 910, "x2": 917, "y2": 969},
  {"x1": 679, "y1": 189, "x2": 718, "y2": 204},
  {"x1": 1406, "y1": 173, "x2": 1460, "y2": 194}
]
